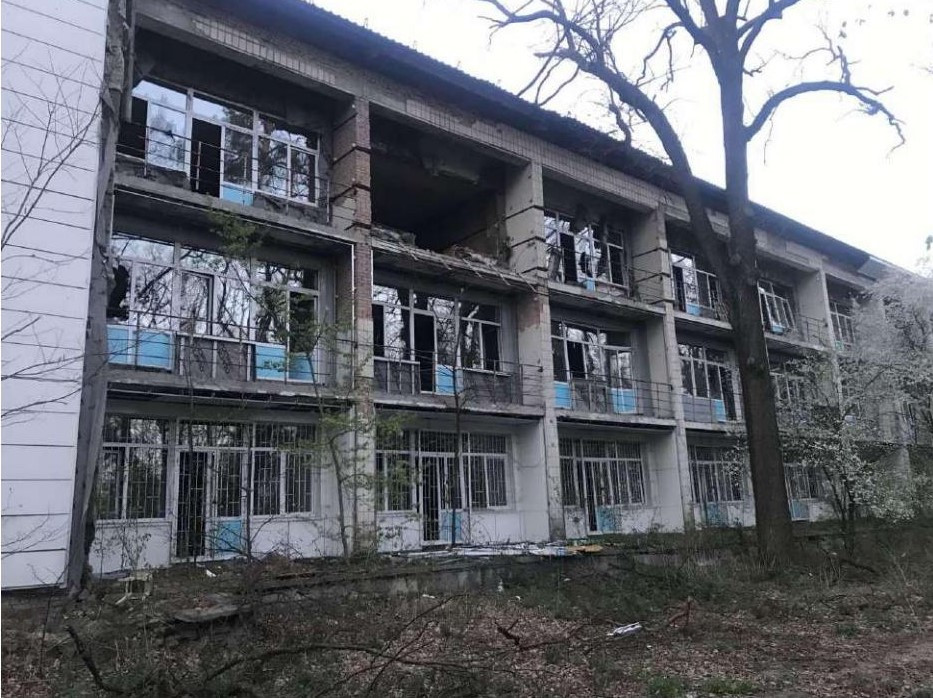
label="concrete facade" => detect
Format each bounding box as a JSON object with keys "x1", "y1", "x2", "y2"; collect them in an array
[{"x1": 1, "y1": 0, "x2": 925, "y2": 587}]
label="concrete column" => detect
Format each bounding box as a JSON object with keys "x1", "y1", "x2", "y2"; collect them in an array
[
  {"x1": 331, "y1": 97, "x2": 377, "y2": 553},
  {"x1": 503, "y1": 161, "x2": 564, "y2": 540},
  {"x1": 653, "y1": 209, "x2": 693, "y2": 530}
]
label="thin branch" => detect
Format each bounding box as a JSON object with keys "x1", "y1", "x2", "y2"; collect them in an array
[{"x1": 746, "y1": 80, "x2": 904, "y2": 145}]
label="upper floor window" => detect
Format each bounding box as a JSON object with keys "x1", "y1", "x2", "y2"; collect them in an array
[
  {"x1": 551, "y1": 321, "x2": 632, "y2": 388},
  {"x1": 671, "y1": 252, "x2": 722, "y2": 319},
  {"x1": 758, "y1": 280, "x2": 796, "y2": 334},
  {"x1": 830, "y1": 301, "x2": 855, "y2": 350},
  {"x1": 118, "y1": 80, "x2": 322, "y2": 207},
  {"x1": 372, "y1": 285, "x2": 502, "y2": 370},
  {"x1": 771, "y1": 363, "x2": 809, "y2": 409},
  {"x1": 107, "y1": 234, "x2": 321, "y2": 381},
  {"x1": 545, "y1": 210, "x2": 628, "y2": 291}
]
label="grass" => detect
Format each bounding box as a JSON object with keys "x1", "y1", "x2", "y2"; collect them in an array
[{"x1": 2, "y1": 521, "x2": 932, "y2": 697}]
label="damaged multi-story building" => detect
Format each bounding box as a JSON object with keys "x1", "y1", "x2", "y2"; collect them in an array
[{"x1": 2, "y1": 0, "x2": 930, "y2": 588}]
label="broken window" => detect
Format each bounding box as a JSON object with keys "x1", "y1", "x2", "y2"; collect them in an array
[
  {"x1": 830, "y1": 300, "x2": 855, "y2": 350},
  {"x1": 671, "y1": 252, "x2": 722, "y2": 318},
  {"x1": 372, "y1": 286, "x2": 504, "y2": 394},
  {"x1": 460, "y1": 302, "x2": 500, "y2": 371},
  {"x1": 122, "y1": 81, "x2": 323, "y2": 205},
  {"x1": 758, "y1": 280, "x2": 797, "y2": 334},
  {"x1": 259, "y1": 117, "x2": 319, "y2": 202}
]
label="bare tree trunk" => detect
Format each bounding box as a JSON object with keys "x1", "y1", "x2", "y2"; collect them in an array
[{"x1": 718, "y1": 63, "x2": 794, "y2": 563}]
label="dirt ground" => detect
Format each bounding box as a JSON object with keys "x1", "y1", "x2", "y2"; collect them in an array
[{"x1": 2, "y1": 526, "x2": 932, "y2": 697}]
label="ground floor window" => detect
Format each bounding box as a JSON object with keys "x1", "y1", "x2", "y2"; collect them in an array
[
  {"x1": 374, "y1": 430, "x2": 511, "y2": 513},
  {"x1": 97, "y1": 416, "x2": 170, "y2": 520},
  {"x1": 95, "y1": 416, "x2": 318, "y2": 523},
  {"x1": 689, "y1": 445, "x2": 745, "y2": 504},
  {"x1": 559, "y1": 438, "x2": 645, "y2": 508}
]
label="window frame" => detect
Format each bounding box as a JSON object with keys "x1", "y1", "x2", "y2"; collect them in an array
[
  {"x1": 124, "y1": 79, "x2": 323, "y2": 207},
  {"x1": 96, "y1": 416, "x2": 171, "y2": 522}
]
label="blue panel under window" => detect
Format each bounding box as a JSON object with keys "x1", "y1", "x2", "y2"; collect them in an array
[
  {"x1": 770, "y1": 322, "x2": 785, "y2": 335},
  {"x1": 704, "y1": 502, "x2": 726, "y2": 527},
  {"x1": 789, "y1": 500, "x2": 809, "y2": 521},
  {"x1": 212, "y1": 520, "x2": 243, "y2": 555},
  {"x1": 136, "y1": 330, "x2": 173, "y2": 369},
  {"x1": 221, "y1": 185, "x2": 254, "y2": 206},
  {"x1": 435, "y1": 365, "x2": 456, "y2": 395},
  {"x1": 554, "y1": 381, "x2": 572, "y2": 409},
  {"x1": 685, "y1": 302, "x2": 702, "y2": 316},
  {"x1": 255, "y1": 344, "x2": 286, "y2": 379},
  {"x1": 440, "y1": 511, "x2": 465, "y2": 542},
  {"x1": 712, "y1": 398, "x2": 727, "y2": 422},
  {"x1": 107, "y1": 325, "x2": 133, "y2": 365},
  {"x1": 289, "y1": 353, "x2": 316, "y2": 382},
  {"x1": 584, "y1": 278, "x2": 596, "y2": 291},
  {"x1": 596, "y1": 505, "x2": 618, "y2": 532},
  {"x1": 611, "y1": 387, "x2": 637, "y2": 414}
]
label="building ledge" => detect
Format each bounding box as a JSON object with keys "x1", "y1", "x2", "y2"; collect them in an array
[
  {"x1": 114, "y1": 168, "x2": 355, "y2": 255},
  {"x1": 371, "y1": 238, "x2": 536, "y2": 294},
  {"x1": 548, "y1": 282, "x2": 666, "y2": 319},
  {"x1": 108, "y1": 370, "x2": 353, "y2": 407},
  {"x1": 374, "y1": 394, "x2": 545, "y2": 419},
  {"x1": 556, "y1": 412, "x2": 676, "y2": 429}
]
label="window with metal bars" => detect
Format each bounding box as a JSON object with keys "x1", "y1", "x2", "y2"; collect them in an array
[
  {"x1": 688, "y1": 445, "x2": 745, "y2": 504},
  {"x1": 392, "y1": 431, "x2": 510, "y2": 510},
  {"x1": 559, "y1": 438, "x2": 646, "y2": 507},
  {"x1": 96, "y1": 416, "x2": 170, "y2": 520},
  {"x1": 375, "y1": 429, "x2": 415, "y2": 512}
]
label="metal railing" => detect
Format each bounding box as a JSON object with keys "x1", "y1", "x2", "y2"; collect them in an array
[
  {"x1": 763, "y1": 313, "x2": 827, "y2": 346},
  {"x1": 106, "y1": 312, "x2": 350, "y2": 389},
  {"x1": 682, "y1": 392, "x2": 743, "y2": 424},
  {"x1": 372, "y1": 350, "x2": 542, "y2": 407},
  {"x1": 117, "y1": 124, "x2": 331, "y2": 220},
  {"x1": 553, "y1": 377, "x2": 675, "y2": 418}
]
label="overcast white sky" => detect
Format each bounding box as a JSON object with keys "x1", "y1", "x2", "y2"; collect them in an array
[{"x1": 313, "y1": 0, "x2": 933, "y2": 271}]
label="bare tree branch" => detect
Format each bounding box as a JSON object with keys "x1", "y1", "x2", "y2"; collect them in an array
[{"x1": 747, "y1": 80, "x2": 904, "y2": 143}]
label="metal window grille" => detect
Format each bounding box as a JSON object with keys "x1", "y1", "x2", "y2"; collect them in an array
[
  {"x1": 415, "y1": 431, "x2": 510, "y2": 509},
  {"x1": 96, "y1": 416, "x2": 170, "y2": 520},
  {"x1": 689, "y1": 445, "x2": 745, "y2": 504},
  {"x1": 285, "y1": 452, "x2": 316, "y2": 513},
  {"x1": 562, "y1": 439, "x2": 645, "y2": 507},
  {"x1": 376, "y1": 429, "x2": 414, "y2": 512}
]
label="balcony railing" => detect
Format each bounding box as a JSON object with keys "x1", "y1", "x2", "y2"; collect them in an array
[
  {"x1": 554, "y1": 377, "x2": 675, "y2": 419},
  {"x1": 763, "y1": 313, "x2": 827, "y2": 346},
  {"x1": 117, "y1": 125, "x2": 331, "y2": 222},
  {"x1": 673, "y1": 268, "x2": 726, "y2": 321},
  {"x1": 373, "y1": 351, "x2": 537, "y2": 407},
  {"x1": 682, "y1": 392, "x2": 743, "y2": 424},
  {"x1": 106, "y1": 314, "x2": 343, "y2": 388}
]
